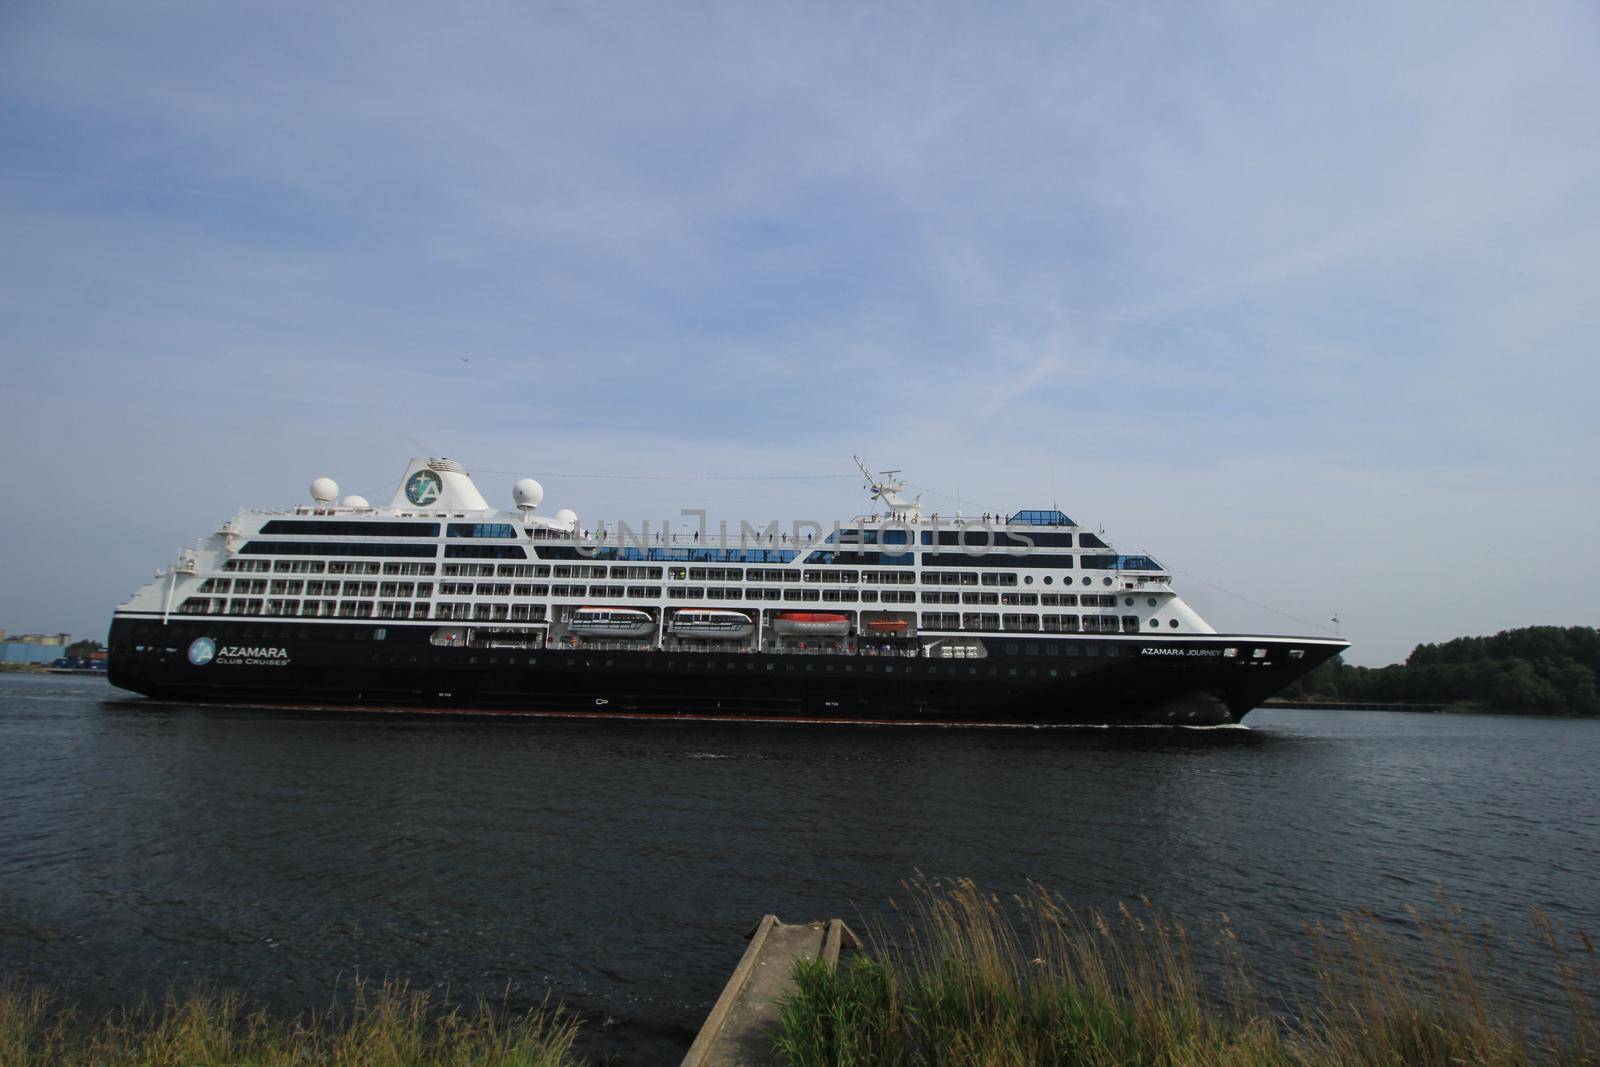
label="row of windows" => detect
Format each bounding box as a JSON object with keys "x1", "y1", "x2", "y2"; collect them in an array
[
  {"x1": 1007, "y1": 510, "x2": 1074, "y2": 527},
  {"x1": 174, "y1": 593, "x2": 1168, "y2": 637},
  {"x1": 929, "y1": 529, "x2": 1075, "y2": 547},
  {"x1": 537, "y1": 545, "x2": 801, "y2": 564},
  {"x1": 208, "y1": 578, "x2": 423, "y2": 597},
  {"x1": 443, "y1": 563, "x2": 500, "y2": 577},
  {"x1": 215, "y1": 550, "x2": 1150, "y2": 582},
  {"x1": 443, "y1": 544, "x2": 527, "y2": 560},
  {"x1": 186, "y1": 578, "x2": 1156, "y2": 611},
  {"x1": 554, "y1": 565, "x2": 611, "y2": 579},
  {"x1": 935, "y1": 613, "x2": 1138, "y2": 633},
  {"x1": 242, "y1": 528, "x2": 1128, "y2": 564},
  {"x1": 1079, "y1": 554, "x2": 1161, "y2": 571},
  {"x1": 923, "y1": 571, "x2": 982, "y2": 587},
  {"x1": 202, "y1": 578, "x2": 265, "y2": 594},
  {"x1": 216, "y1": 561, "x2": 1096, "y2": 586},
  {"x1": 206, "y1": 557, "x2": 1154, "y2": 597},
  {"x1": 179, "y1": 597, "x2": 431, "y2": 620},
  {"x1": 239, "y1": 560, "x2": 396, "y2": 576},
  {"x1": 216, "y1": 598, "x2": 393, "y2": 618},
  {"x1": 434, "y1": 603, "x2": 549, "y2": 621},
  {"x1": 241, "y1": 541, "x2": 437, "y2": 558},
  {"x1": 447, "y1": 522, "x2": 518, "y2": 539},
  {"x1": 258, "y1": 520, "x2": 440, "y2": 537}
]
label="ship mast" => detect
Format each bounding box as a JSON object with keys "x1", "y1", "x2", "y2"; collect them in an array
[{"x1": 853, "y1": 454, "x2": 923, "y2": 522}]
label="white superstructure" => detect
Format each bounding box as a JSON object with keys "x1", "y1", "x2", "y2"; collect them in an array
[{"x1": 117, "y1": 457, "x2": 1218, "y2": 646}]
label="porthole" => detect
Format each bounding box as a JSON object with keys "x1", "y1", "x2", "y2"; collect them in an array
[
  {"x1": 1081, "y1": 577, "x2": 1091, "y2": 586},
  {"x1": 1043, "y1": 576, "x2": 1053, "y2": 585},
  {"x1": 1103, "y1": 577, "x2": 1113, "y2": 586},
  {"x1": 1169, "y1": 619, "x2": 1179, "y2": 628},
  {"x1": 1124, "y1": 596, "x2": 1134, "y2": 607},
  {"x1": 1024, "y1": 575, "x2": 1033, "y2": 585},
  {"x1": 1149, "y1": 619, "x2": 1160, "y2": 628},
  {"x1": 1147, "y1": 598, "x2": 1157, "y2": 607}
]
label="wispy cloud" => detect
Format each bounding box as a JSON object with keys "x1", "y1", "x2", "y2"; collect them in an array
[{"x1": 1, "y1": 2, "x2": 1596, "y2": 662}]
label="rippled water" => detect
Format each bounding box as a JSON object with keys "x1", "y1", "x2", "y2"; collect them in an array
[{"x1": 2, "y1": 673, "x2": 1597, "y2": 1061}]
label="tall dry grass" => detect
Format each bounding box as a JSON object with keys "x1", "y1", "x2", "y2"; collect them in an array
[
  {"x1": 0, "y1": 978, "x2": 585, "y2": 1067},
  {"x1": 776, "y1": 875, "x2": 1600, "y2": 1066}
]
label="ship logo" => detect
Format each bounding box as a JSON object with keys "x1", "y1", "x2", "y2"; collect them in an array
[
  {"x1": 188, "y1": 637, "x2": 216, "y2": 666},
  {"x1": 405, "y1": 469, "x2": 442, "y2": 506}
]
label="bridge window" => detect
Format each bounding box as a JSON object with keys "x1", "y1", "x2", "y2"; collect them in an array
[
  {"x1": 1007, "y1": 510, "x2": 1074, "y2": 526},
  {"x1": 447, "y1": 523, "x2": 518, "y2": 539}
]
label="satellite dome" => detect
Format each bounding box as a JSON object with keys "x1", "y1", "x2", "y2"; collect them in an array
[
  {"x1": 310, "y1": 477, "x2": 339, "y2": 503},
  {"x1": 341, "y1": 494, "x2": 370, "y2": 509},
  {"x1": 513, "y1": 478, "x2": 545, "y2": 510},
  {"x1": 554, "y1": 507, "x2": 578, "y2": 529}
]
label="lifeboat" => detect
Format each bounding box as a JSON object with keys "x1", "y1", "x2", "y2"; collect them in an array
[
  {"x1": 669, "y1": 609, "x2": 754, "y2": 639},
  {"x1": 865, "y1": 618, "x2": 911, "y2": 635},
  {"x1": 773, "y1": 612, "x2": 851, "y2": 637},
  {"x1": 568, "y1": 606, "x2": 654, "y2": 638}
]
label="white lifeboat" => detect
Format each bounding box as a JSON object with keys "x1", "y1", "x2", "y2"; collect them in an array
[
  {"x1": 568, "y1": 607, "x2": 654, "y2": 638},
  {"x1": 669, "y1": 609, "x2": 754, "y2": 639},
  {"x1": 773, "y1": 612, "x2": 851, "y2": 637}
]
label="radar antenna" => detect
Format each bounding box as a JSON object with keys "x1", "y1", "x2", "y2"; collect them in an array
[{"x1": 853, "y1": 454, "x2": 923, "y2": 521}]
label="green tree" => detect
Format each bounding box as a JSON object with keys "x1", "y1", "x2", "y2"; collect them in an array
[{"x1": 1488, "y1": 659, "x2": 1563, "y2": 713}]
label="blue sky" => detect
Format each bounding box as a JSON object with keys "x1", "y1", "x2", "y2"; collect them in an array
[{"x1": 1, "y1": 2, "x2": 1596, "y2": 665}]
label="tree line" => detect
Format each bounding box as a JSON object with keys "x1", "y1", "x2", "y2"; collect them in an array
[{"x1": 1280, "y1": 625, "x2": 1599, "y2": 715}]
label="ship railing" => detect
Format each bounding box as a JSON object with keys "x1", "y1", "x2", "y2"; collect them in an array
[
  {"x1": 544, "y1": 637, "x2": 923, "y2": 658},
  {"x1": 550, "y1": 638, "x2": 659, "y2": 653},
  {"x1": 761, "y1": 643, "x2": 920, "y2": 658},
  {"x1": 584, "y1": 529, "x2": 825, "y2": 548}
]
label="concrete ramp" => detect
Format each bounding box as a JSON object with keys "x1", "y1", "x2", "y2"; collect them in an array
[{"x1": 681, "y1": 915, "x2": 860, "y2": 1067}]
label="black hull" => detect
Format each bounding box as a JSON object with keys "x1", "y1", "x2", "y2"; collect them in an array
[{"x1": 108, "y1": 616, "x2": 1344, "y2": 727}]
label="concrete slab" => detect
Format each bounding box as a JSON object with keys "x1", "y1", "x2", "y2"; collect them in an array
[{"x1": 681, "y1": 916, "x2": 859, "y2": 1067}]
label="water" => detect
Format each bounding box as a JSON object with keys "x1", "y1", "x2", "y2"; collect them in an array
[{"x1": 2, "y1": 673, "x2": 1597, "y2": 1061}]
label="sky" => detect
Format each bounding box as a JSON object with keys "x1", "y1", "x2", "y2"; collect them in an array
[{"x1": 1, "y1": 2, "x2": 1596, "y2": 666}]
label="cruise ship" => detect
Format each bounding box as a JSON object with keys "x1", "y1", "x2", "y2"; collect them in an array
[{"x1": 108, "y1": 457, "x2": 1347, "y2": 726}]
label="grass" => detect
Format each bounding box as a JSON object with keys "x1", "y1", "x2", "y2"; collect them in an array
[
  {"x1": 0, "y1": 978, "x2": 585, "y2": 1067},
  {"x1": 776, "y1": 876, "x2": 1600, "y2": 1066}
]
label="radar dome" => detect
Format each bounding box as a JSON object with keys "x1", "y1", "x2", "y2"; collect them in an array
[
  {"x1": 512, "y1": 478, "x2": 545, "y2": 510},
  {"x1": 310, "y1": 477, "x2": 339, "y2": 503},
  {"x1": 341, "y1": 495, "x2": 370, "y2": 509},
  {"x1": 554, "y1": 507, "x2": 579, "y2": 529}
]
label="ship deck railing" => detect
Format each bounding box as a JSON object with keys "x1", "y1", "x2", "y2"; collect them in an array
[{"x1": 545, "y1": 638, "x2": 923, "y2": 658}]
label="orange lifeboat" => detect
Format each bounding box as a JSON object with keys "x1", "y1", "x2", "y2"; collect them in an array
[{"x1": 865, "y1": 618, "x2": 910, "y2": 634}]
